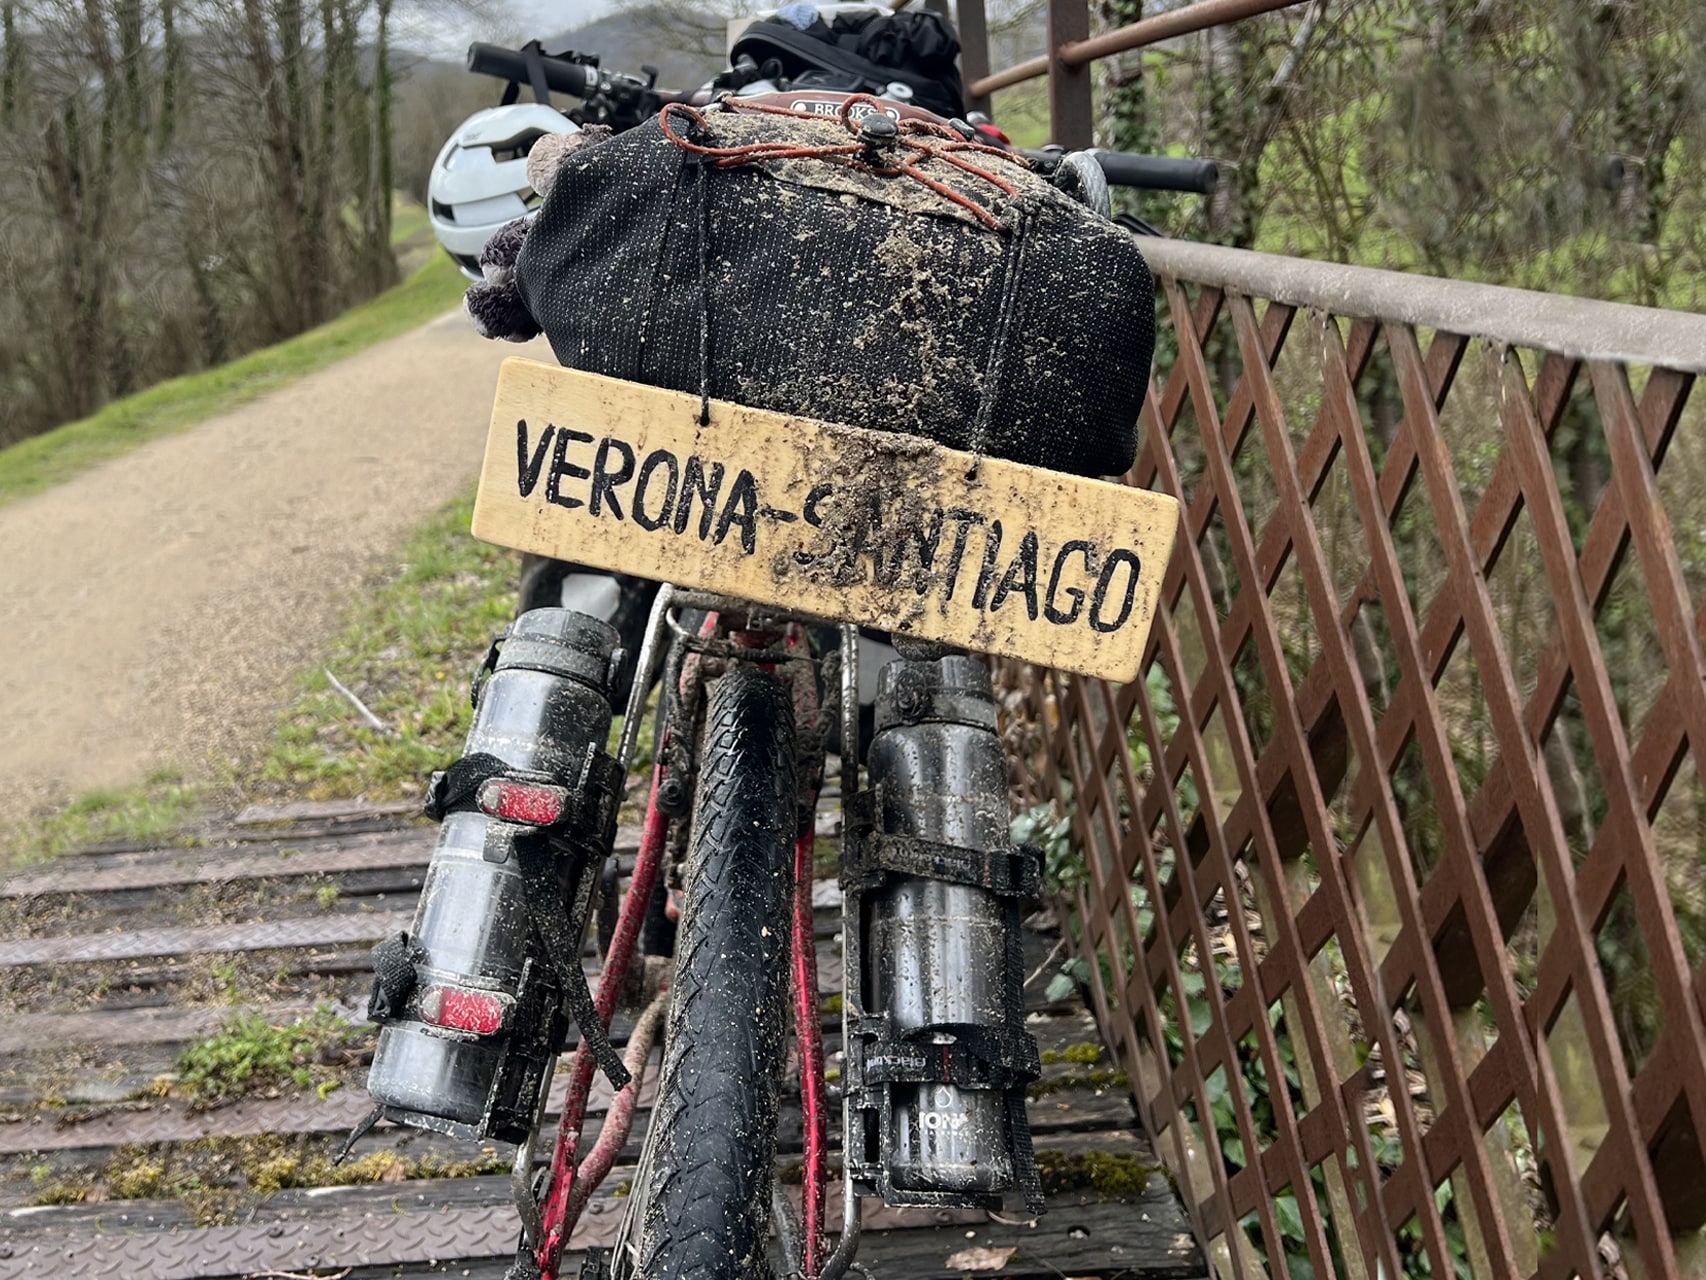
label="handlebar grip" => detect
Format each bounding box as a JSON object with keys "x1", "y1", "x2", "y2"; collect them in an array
[
  {"x1": 1088, "y1": 150, "x2": 1219, "y2": 195},
  {"x1": 466, "y1": 42, "x2": 600, "y2": 99}
]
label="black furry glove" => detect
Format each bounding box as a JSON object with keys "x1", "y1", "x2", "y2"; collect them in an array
[{"x1": 463, "y1": 124, "x2": 614, "y2": 343}]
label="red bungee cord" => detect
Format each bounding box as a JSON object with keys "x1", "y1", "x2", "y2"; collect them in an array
[{"x1": 657, "y1": 94, "x2": 1035, "y2": 231}]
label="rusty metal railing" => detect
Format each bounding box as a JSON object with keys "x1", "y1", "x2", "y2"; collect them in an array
[
  {"x1": 957, "y1": 0, "x2": 1306, "y2": 146},
  {"x1": 1002, "y1": 237, "x2": 1706, "y2": 1278}
]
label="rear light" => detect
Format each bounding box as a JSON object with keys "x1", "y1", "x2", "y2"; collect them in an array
[
  {"x1": 418, "y1": 984, "x2": 511, "y2": 1035},
  {"x1": 477, "y1": 778, "x2": 569, "y2": 826}
]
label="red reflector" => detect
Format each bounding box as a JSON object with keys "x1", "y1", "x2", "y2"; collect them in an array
[
  {"x1": 417, "y1": 984, "x2": 508, "y2": 1035},
  {"x1": 477, "y1": 778, "x2": 568, "y2": 826}
]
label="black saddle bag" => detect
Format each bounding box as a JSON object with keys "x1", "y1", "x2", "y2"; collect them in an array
[{"x1": 514, "y1": 99, "x2": 1154, "y2": 479}]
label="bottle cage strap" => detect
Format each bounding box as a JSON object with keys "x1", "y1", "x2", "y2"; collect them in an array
[
  {"x1": 423, "y1": 749, "x2": 624, "y2": 838},
  {"x1": 367, "y1": 932, "x2": 426, "y2": 1022},
  {"x1": 842, "y1": 791, "x2": 1042, "y2": 898},
  {"x1": 1007, "y1": 1088, "x2": 1047, "y2": 1215},
  {"x1": 513, "y1": 835, "x2": 631, "y2": 1090}
]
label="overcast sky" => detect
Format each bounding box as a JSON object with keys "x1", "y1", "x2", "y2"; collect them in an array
[{"x1": 395, "y1": 0, "x2": 619, "y2": 61}]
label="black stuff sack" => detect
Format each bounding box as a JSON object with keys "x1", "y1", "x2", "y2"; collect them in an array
[
  {"x1": 513, "y1": 97, "x2": 1155, "y2": 479},
  {"x1": 730, "y1": 5, "x2": 965, "y2": 121}
]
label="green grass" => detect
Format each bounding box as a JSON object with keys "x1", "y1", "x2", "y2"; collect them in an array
[
  {"x1": 1, "y1": 767, "x2": 207, "y2": 866},
  {"x1": 256, "y1": 487, "x2": 518, "y2": 802},
  {"x1": 175, "y1": 1005, "x2": 364, "y2": 1102},
  {"x1": 0, "y1": 249, "x2": 466, "y2": 509},
  {"x1": 256, "y1": 485, "x2": 661, "y2": 806}
]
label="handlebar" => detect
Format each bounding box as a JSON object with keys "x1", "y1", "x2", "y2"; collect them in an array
[
  {"x1": 1086, "y1": 150, "x2": 1218, "y2": 195},
  {"x1": 467, "y1": 42, "x2": 603, "y2": 99},
  {"x1": 463, "y1": 48, "x2": 1218, "y2": 200}
]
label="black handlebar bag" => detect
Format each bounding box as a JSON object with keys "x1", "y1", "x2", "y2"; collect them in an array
[{"x1": 513, "y1": 99, "x2": 1154, "y2": 479}]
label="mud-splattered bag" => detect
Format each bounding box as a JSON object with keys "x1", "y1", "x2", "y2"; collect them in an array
[{"x1": 514, "y1": 96, "x2": 1155, "y2": 479}]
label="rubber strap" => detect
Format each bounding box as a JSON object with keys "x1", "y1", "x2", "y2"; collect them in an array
[
  {"x1": 842, "y1": 790, "x2": 1042, "y2": 897},
  {"x1": 848, "y1": 831, "x2": 1041, "y2": 898},
  {"x1": 367, "y1": 932, "x2": 425, "y2": 1022},
  {"x1": 514, "y1": 836, "x2": 631, "y2": 1090},
  {"x1": 521, "y1": 41, "x2": 553, "y2": 105},
  {"x1": 425, "y1": 749, "x2": 622, "y2": 838},
  {"x1": 1002, "y1": 888, "x2": 1046, "y2": 1213},
  {"x1": 422, "y1": 752, "x2": 513, "y2": 822}
]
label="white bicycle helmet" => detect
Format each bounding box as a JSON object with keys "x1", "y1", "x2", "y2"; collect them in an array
[{"x1": 428, "y1": 103, "x2": 579, "y2": 280}]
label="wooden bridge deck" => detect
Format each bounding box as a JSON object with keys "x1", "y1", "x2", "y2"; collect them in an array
[{"x1": 0, "y1": 797, "x2": 1205, "y2": 1280}]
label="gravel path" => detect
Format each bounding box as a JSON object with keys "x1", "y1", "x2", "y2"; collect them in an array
[{"x1": 0, "y1": 311, "x2": 549, "y2": 828}]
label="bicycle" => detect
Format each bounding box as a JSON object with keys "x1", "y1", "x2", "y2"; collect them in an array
[{"x1": 359, "y1": 31, "x2": 1205, "y2": 1280}]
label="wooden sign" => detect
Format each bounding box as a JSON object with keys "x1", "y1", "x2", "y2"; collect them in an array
[{"x1": 472, "y1": 360, "x2": 1179, "y2": 683}]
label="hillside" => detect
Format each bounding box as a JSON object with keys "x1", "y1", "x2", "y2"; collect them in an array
[{"x1": 543, "y1": 6, "x2": 726, "y2": 90}]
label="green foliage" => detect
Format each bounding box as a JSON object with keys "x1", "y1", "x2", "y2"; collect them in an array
[
  {"x1": 1043, "y1": 956, "x2": 1091, "y2": 1004},
  {"x1": 0, "y1": 251, "x2": 465, "y2": 507},
  {"x1": 988, "y1": 80, "x2": 1050, "y2": 151},
  {"x1": 1076, "y1": 0, "x2": 1706, "y2": 309},
  {"x1": 1012, "y1": 800, "x2": 1080, "y2": 897},
  {"x1": 175, "y1": 1006, "x2": 362, "y2": 1101}
]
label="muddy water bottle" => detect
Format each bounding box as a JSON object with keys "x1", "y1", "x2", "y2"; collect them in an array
[
  {"x1": 851, "y1": 655, "x2": 1044, "y2": 1211},
  {"x1": 365, "y1": 608, "x2": 622, "y2": 1143}
]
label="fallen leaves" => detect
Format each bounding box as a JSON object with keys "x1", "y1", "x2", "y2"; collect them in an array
[{"x1": 944, "y1": 1245, "x2": 1018, "y2": 1272}]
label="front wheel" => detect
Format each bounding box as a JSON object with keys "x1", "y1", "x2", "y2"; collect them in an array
[{"x1": 633, "y1": 665, "x2": 797, "y2": 1280}]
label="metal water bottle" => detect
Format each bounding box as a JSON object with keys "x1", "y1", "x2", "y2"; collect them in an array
[
  {"x1": 365, "y1": 608, "x2": 620, "y2": 1143},
  {"x1": 864, "y1": 655, "x2": 1021, "y2": 1196}
]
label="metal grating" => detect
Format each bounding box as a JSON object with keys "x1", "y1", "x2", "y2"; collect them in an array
[
  {"x1": 0, "y1": 910, "x2": 416, "y2": 968},
  {"x1": 1005, "y1": 240, "x2": 1706, "y2": 1278}
]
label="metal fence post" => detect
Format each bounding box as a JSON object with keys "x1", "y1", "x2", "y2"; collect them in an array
[
  {"x1": 956, "y1": 0, "x2": 992, "y2": 116},
  {"x1": 1045, "y1": 0, "x2": 1093, "y2": 148}
]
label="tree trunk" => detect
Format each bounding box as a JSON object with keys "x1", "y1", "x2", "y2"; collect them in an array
[
  {"x1": 1198, "y1": 21, "x2": 1263, "y2": 248},
  {"x1": 370, "y1": 0, "x2": 397, "y2": 291},
  {"x1": 2, "y1": 0, "x2": 21, "y2": 126},
  {"x1": 1093, "y1": 0, "x2": 1163, "y2": 223},
  {"x1": 159, "y1": 0, "x2": 181, "y2": 146},
  {"x1": 241, "y1": 0, "x2": 316, "y2": 335}
]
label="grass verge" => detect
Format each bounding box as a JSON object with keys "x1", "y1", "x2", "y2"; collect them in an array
[
  {"x1": 0, "y1": 767, "x2": 207, "y2": 865},
  {"x1": 254, "y1": 484, "x2": 657, "y2": 807},
  {"x1": 0, "y1": 250, "x2": 466, "y2": 508},
  {"x1": 0, "y1": 485, "x2": 515, "y2": 866},
  {"x1": 255, "y1": 487, "x2": 518, "y2": 802}
]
